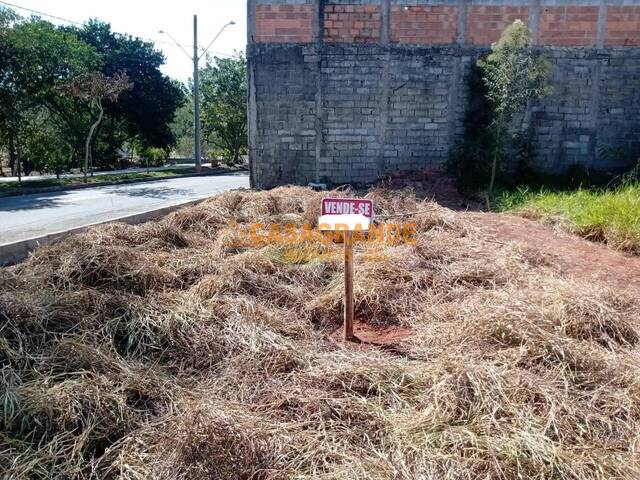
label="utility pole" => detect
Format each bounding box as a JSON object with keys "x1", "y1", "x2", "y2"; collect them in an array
[
  {"x1": 193, "y1": 14, "x2": 202, "y2": 173},
  {"x1": 159, "y1": 18, "x2": 235, "y2": 173}
]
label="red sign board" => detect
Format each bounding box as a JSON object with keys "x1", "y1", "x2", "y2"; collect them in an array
[{"x1": 321, "y1": 198, "x2": 374, "y2": 218}]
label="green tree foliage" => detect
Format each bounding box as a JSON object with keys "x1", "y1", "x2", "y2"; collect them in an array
[
  {"x1": 0, "y1": 11, "x2": 99, "y2": 179},
  {"x1": 200, "y1": 55, "x2": 247, "y2": 165},
  {"x1": 0, "y1": 9, "x2": 184, "y2": 178},
  {"x1": 57, "y1": 71, "x2": 133, "y2": 182},
  {"x1": 477, "y1": 20, "x2": 552, "y2": 206},
  {"x1": 169, "y1": 86, "x2": 194, "y2": 158},
  {"x1": 70, "y1": 21, "x2": 184, "y2": 151}
]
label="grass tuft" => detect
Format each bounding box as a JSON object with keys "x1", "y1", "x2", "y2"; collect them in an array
[{"x1": 498, "y1": 183, "x2": 640, "y2": 253}]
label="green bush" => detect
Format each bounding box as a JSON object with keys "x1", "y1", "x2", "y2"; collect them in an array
[{"x1": 142, "y1": 147, "x2": 169, "y2": 168}]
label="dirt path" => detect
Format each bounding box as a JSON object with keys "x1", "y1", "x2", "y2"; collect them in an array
[{"x1": 468, "y1": 212, "x2": 640, "y2": 295}]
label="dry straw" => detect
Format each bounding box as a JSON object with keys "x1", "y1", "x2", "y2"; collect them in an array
[{"x1": 1, "y1": 187, "x2": 639, "y2": 479}]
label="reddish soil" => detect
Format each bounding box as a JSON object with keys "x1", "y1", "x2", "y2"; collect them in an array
[
  {"x1": 335, "y1": 173, "x2": 640, "y2": 349},
  {"x1": 339, "y1": 211, "x2": 640, "y2": 351},
  {"x1": 331, "y1": 320, "x2": 413, "y2": 352},
  {"x1": 468, "y1": 212, "x2": 640, "y2": 295}
]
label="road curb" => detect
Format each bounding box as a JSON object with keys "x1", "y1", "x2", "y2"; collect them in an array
[
  {"x1": 0, "y1": 197, "x2": 209, "y2": 267},
  {"x1": 0, "y1": 168, "x2": 248, "y2": 198}
]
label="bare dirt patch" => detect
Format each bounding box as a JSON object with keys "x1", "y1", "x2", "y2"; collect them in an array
[
  {"x1": 330, "y1": 321, "x2": 413, "y2": 354},
  {"x1": 470, "y1": 212, "x2": 640, "y2": 295}
]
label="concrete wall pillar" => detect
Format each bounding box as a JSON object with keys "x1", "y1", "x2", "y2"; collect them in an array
[
  {"x1": 529, "y1": 0, "x2": 541, "y2": 45},
  {"x1": 456, "y1": 0, "x2": 467, "y2": 44},
  {"x1": 377, "y1": 0, "x2": 392, "y2": 177},
  {"x1": 597, "y1": 0, "x2": 608, "y2": 49},
  {"x1": 247, "y1": 0, "x2": 257, "y2": 187},
  {"x1": 314, "y1": 0, "x2": 324, "y2": 184}
]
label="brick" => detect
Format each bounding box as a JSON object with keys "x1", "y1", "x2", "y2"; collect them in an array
[
  {"x1": 605, "y1": 6, "x2": 640, "y2": 46},
  {"x1": 390, "y1": 5, "x2": 457, "y2": 44},
  {"x1": 324, "y1": 4, "x2": 381, "y2": 43},
  {"x1": 466, "y1": 5, "x2": 529, "y2": 45},
  {"x1": 253, "y1": 4, "x2": 315, "y2": 43},
  {"x1": 539, "y1": 6, "x2": 598, "y2": 46}
]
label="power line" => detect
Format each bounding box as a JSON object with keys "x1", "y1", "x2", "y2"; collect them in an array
[
  {"x1": 0, "y1": 0, "x2": 236, "y2": 57},
  {"x1": 0, "y1": 0, "x2": 83, "y2": 25}
]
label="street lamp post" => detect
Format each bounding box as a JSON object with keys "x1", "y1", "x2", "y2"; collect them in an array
[
  {"x1": 193, "y1": 15, "x2": 201, "y2": 173},
  {"x1": 159, "y1": 18, "x2": 235, "y2": 173}
]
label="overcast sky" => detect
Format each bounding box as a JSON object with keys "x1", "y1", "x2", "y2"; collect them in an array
[{"x1": 2, "y1": 0, "x2": 247, "y2": 83}]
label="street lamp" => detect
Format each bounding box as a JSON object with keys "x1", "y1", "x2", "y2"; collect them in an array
[{"x1": 159, "y1": 18, "x2": 235, "y2": 173}]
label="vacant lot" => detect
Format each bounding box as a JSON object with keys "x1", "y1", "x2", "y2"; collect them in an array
[{"x1": 1, "y1": 187, "x2": 639, "y2": 479}]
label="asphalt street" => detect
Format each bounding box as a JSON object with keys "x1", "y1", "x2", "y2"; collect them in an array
[{"x1": 0, "y1": 173, "x2": 249, "y2": 245}]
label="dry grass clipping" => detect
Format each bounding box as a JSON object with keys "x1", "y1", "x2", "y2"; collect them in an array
[{"x1": 1, "y1": 186, "x2": 639, "y2": 479}]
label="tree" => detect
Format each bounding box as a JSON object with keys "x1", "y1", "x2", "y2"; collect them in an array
[
  {"x1": 170, "y1": 93, "x2": 195, "y2": 158},
  {"x1": 0, "y1": 10, "x2": 183, "y2": 178},
  {"x1": 201, "y1": 55, "x2": 247, "y2": 165},
  {"x1": 0, "y1": 6, "x2": 20, "y2": 178},
  {"x1": 70, "y1": 21, "x2": 185, "y2": 152},
  {"x1": 57, "y1": 72, "x2": 132, "y2": 181},
  {"x1": 21, "y1": 111, "x2": 73, "y2": 178},
  {"x1": 477, "y1": 20, "x2": 551, "y2": 207},
  {"x1": 0, "y1": 14, "x2": 100, "y2": 180}
]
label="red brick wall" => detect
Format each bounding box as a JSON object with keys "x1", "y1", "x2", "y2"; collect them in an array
[
  {"x1": 539, "y1": 6, "x2": 599, "y2": 46},
  {"x1": 390, "y1": 5, "x2": 457, "y2": 44},
  {"x1": 254, "y1": 4, "x2": 315, "y2": 43},
  {"x1": 605, "y1": 6, "x2": 640, "y2": 46},
  {"x1": 324, "y1": 4, "x2": 381, "y2": 43},
  {"x1": 252, "y1": 2, "x2": 640, "y2": 48},
  {"x1": 466, "y1": 6, "x2": 529, "y2": 45}
]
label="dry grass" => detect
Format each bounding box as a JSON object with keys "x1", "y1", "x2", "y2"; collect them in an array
[{"x1": 1, "y1": 186, "x2": 639, "y2": 479}]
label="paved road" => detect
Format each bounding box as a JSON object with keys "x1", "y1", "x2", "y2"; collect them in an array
[{"x1": 0, "y1": 173, "x2": 249, "y2": 245}]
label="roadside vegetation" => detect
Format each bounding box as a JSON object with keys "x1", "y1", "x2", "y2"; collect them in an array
[
  {"x1": 498, "y1": 172, "x2": 640, "y2": 254},
  {"x1": 0, "y1": 5, "x2": 248, "y2": 182},
  {"x1": 450, "y1": 21, "x2": 551, "y2": 204},
  {"x1": 0, "y1": 167, "x2": 231, "y2": 194},
  {"x1": 2, "y1": 187, "x2": 639, "y2": 478},
  {"x1": 0, "y1": 7, "x2": 183, "y2": 182}
]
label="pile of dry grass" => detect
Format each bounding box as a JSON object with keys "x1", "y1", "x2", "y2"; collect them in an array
[{"x1": 1, "y1": 186, "x2": 639, "y2": 479}]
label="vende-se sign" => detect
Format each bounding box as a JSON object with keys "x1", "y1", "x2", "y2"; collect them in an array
[{"x1": 321, "y1": 198, "x2": 374, "y2": 219}]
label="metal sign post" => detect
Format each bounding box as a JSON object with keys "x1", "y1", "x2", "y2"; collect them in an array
[{"x1": 319, "y1": 198, "x2": 374, "y2": 342}]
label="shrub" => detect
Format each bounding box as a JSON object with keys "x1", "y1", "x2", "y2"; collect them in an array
[
  {"x1": 452, "y1": 21, "x2": 552, "y2": 203},
  {"x1": 142, "y1": 147, "x2": 169, "y2": 167}
]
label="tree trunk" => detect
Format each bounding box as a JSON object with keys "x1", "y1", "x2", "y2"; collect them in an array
[
  {"x1": 486, "y1": 117, "x2": 504, "y2": 211},
  {"x1": 16, "y1": 143, "x2": 22, "y2": 184},
  {"x1": 84, "y1": 101, "x2": 104, "y2": 184},
  {"x1": 8, "y1": 133, "x2": 17, "y2": 178}
]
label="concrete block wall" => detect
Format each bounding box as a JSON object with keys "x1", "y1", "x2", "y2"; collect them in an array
[{"x1": 247, "y1": 0, "x2": 640, "y2": 188}]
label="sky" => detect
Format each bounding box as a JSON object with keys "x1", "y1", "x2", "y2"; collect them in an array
[{"x1": 1, "y1": 0, "x2": 247, "y2": 83}]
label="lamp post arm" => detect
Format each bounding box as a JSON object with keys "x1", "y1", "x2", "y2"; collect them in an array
[
  {"x1": 158, "y1": 30, "x2": 193, "y2": 61},
  {"x1": 199, "y1": 21, "x2": 235, "y2": 60}
]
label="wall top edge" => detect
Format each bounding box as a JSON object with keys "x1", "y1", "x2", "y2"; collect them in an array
[{"x1": 247, "y1": 42, "x2": 640, "y2": 54}]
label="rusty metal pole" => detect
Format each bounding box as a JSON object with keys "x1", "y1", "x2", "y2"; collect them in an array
[{"x1": 344, "y1": 231, "x2": 354, "y2": 341}]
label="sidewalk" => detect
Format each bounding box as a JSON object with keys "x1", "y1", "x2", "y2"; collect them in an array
[{"x1": 0, "y1": 162, "x2": 196, "y2": 183}]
